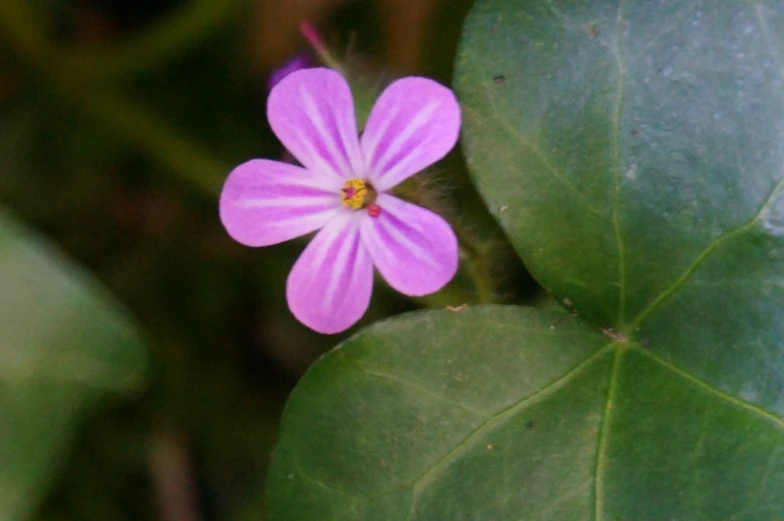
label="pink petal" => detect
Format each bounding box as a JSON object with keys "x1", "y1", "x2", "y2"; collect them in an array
[
  {"x1": 287, "y1": 212, "x2": 373, "y2": 334},
  {"x1": 360, "y1": 77, "x2": 461, "y2": 192},
  {"x1": 268, "y1": 53, "x2": 314, "y2": 91},
  {"x1": 359, "y1": 194, "x2": 458, "y2": 296},
  {"x1": 267, "y1": 68, "x2": 363, "y2": 181},
  {"x1": 219, "y1": 159, "x2": 344, "y2": 247}
]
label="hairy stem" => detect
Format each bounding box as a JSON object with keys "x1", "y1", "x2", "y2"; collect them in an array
[{"x1": 459, "y1": 233, "x2": 495, "y2": 304}]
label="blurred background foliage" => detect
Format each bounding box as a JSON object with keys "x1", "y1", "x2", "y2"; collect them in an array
[{"x1": 0, "y1": 0, "x2": 541, "y2": 520}]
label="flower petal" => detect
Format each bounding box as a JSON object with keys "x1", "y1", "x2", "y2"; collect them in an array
[
  {"x1": 360, "y1": 194, "x2": 458, "y2": 296},
  {"x1": 268, "y1": 53, "x2": 314, "y2": 90},
  {"x1": 360, "y1": 77, "x2": 461, "y2": 192},
  {"x1": 219, "y1": 159, "x2": 344, "y2": 247},
  {"x1": 268, "y1": 68, "x2": 363, "y2": 181},
  {"x1": 287, "y1": 212, "x2": 373, "y2": 334}
]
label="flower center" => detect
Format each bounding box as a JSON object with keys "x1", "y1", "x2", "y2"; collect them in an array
[{"x1": 341, "y1": 179, "x2": 377, "y2": 210}]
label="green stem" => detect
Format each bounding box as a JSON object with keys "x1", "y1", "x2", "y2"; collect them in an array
[
  {"x1": 416, "y1": 285, "x2": 480, "y2": 309},
  {"x1": 61, "y1": 0, "x2": 244, "y2": 82},
  {"x1": 391, "y1": 180, "x2": 497, "y2": 305},
  {"x1": 458, "y1": 233, "x2": 495, "y2": 304},
  {"x1": 74, "y1": 88, "x2": 227, "y2": 196},
  {"x1": 0, "y1": 0, "x2": 51, "y2": 64},
  {"x1": 0, "y1": 0, "x2": 229, "y2": 198}
]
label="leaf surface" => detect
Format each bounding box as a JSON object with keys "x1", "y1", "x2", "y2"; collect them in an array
[
  {"x1": 0, "y1": 208, "x2": 147, "y2": 521},
  {"x1": 456, "y1": 0, "x2": 784, "y2": 412},
  {"x1": 267, "y1": 308, "x2": 783, "y2": 520}
]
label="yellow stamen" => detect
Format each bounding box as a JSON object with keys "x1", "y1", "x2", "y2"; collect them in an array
[{"x1": 341, "y1": 178, "x2": 377, "y2": 209}]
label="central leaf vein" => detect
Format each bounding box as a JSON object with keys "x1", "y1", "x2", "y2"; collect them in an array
[
  {"x1": 612, "y1": 0, "x2": 628, "y2": 326},
  {"x1": 593, "y1": 346, "x2": 623, "y2": 521}
]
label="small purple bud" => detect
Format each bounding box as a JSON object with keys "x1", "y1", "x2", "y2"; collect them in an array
[{"x1": 268, "y1": 53, "x2": 314, "y2": 91}]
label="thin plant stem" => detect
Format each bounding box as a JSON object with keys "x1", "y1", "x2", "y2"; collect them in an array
[
  {"x1": 0, "y1": 0, "x2": 50, "y2": 64},
  {"x1": 458, "y1": 233, "x2": 495, "y2": 304},
  {"x1": 74, "y1": 87, "x2": 227, "y2": 196},
  {"x1": 0, "y1": 0, "x2": 228, "y2": 198},
  {"x1": 61, "y1": 0, "x2": 243, "y2": 82}
]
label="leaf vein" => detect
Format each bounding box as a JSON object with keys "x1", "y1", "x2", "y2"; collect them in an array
[
  {"x1": 629, "y1": 174, "x2": 784, "y2": 329},
  {"x1": 292, "y1": 452, "x2": 354, "y2": 498},
  {"x1": 625, "y1": 3, "x2": 696, "y2": 67},
  {"x1": 611, "y1": 0, "x2": 628, "y2": 326},
  {"x1": 754, "y1": 3, "x2": 784, "y2": 74},
  {"x1": 404, "y1": 343, "x2": 615, "y2": 520},
  {"x1": 634, "y1": 346, "x2": 784, "y2": 430},
  {"x1": 593, "y1": 346, "x2": 624, "y2": 521},
  {"x1": 478, "y1": 81, "x2": 603, "y2": 215},
  {"x1": 351, "y1": 362, "x2": 485, "y2": 416}
]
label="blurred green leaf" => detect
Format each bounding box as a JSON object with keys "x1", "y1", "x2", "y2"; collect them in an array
[{"x1": 0, "y1": 208, "x2": 147, "y2": 521}]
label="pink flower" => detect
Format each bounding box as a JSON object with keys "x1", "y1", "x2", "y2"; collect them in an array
[{"x1": 219, "y1": 68, "x2": 460, "y2": 334}]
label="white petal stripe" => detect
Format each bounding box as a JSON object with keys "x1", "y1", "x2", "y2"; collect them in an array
[
  {"x1": 360, "y1": 77, "x2": 460, "y2": 192},
  {"x1": 299, "y1": 85, "x2": 353, "y2": 177},
  {"x1": 278, "y1": 118, "x2": 345, "y2": 181},
  {"x1": 286, "y1": 211, "x2": 373, "y2": 334},
  {"x1": 267, "y1": 68, "x2": 364, "y2": 182},
  {"x1": 323, "y1": 216, "x2": 362, "y2": 309},
  {"x1": 360, "y1": 107, "x2": 398, "y2": 164},
  {"x1": 360, "y1": 194, "x2": 458, "y2": 297},
  {"x1": 371, "y1": 101, "x2": 440, "y2": 176},
  {"x1": 374, "y1": 212, "x2": 439, "y2": 269},
  {"x1": 265, "y1": 207, "x2": 344, "y2": 233},
  {"x1": 236, "y1": 195, "x2": 339, "y2": 209}
]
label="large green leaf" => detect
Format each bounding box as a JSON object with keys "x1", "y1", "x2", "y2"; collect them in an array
[
  {"x1": 267, "y1": 308, "x2": 783, "y2": 519},
  {"x1": 456, "y1": 0, "x2": 784, "y2": 411},
  {"x1": 266, "y1": 1, "x2": 784, "y2": 519},
  {"x1": 0, "y1": 208, "x2": 147, "y2": 521}
]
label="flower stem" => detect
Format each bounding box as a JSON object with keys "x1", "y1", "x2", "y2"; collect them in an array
[
  {"x1": 0, "y1": 0, "x2": 50, "y2": 64},
  {"x1": 76, "y1": 88, "x2": 228, "y2": 196},
  {"x1": 0, "y1": 0, "x2": 228, "y2": 199},
  {"x1": 300, "y1": 21, "x2": 343, "y2": 72},
  {"x1": 390, "y1": 179, "x2": 497, "y2": 305},
  {"x1": 458, "y1": 234, "x2": 495, "y2": 304},
  {"x1": 62, "y1": 0, "x2": 243, "y2": 82}
]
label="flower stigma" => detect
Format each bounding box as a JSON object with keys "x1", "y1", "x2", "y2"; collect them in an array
[{"x1": 341, "y1": 178, "x2": 378, "y2": 214}]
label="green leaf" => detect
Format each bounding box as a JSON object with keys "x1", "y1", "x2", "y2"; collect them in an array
[
  {"x1": 455, "y1": 0, "x2": 784, "y2": 414},
  {"x1": 267, "y1": 308, "x2": 783, "y2": 519},
  {"x1": 0, "y1": 208, "x2": 147, "y2": 521},
  {"x1": 266, "y1": 1, "x2": 784, "y2": 519}
]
